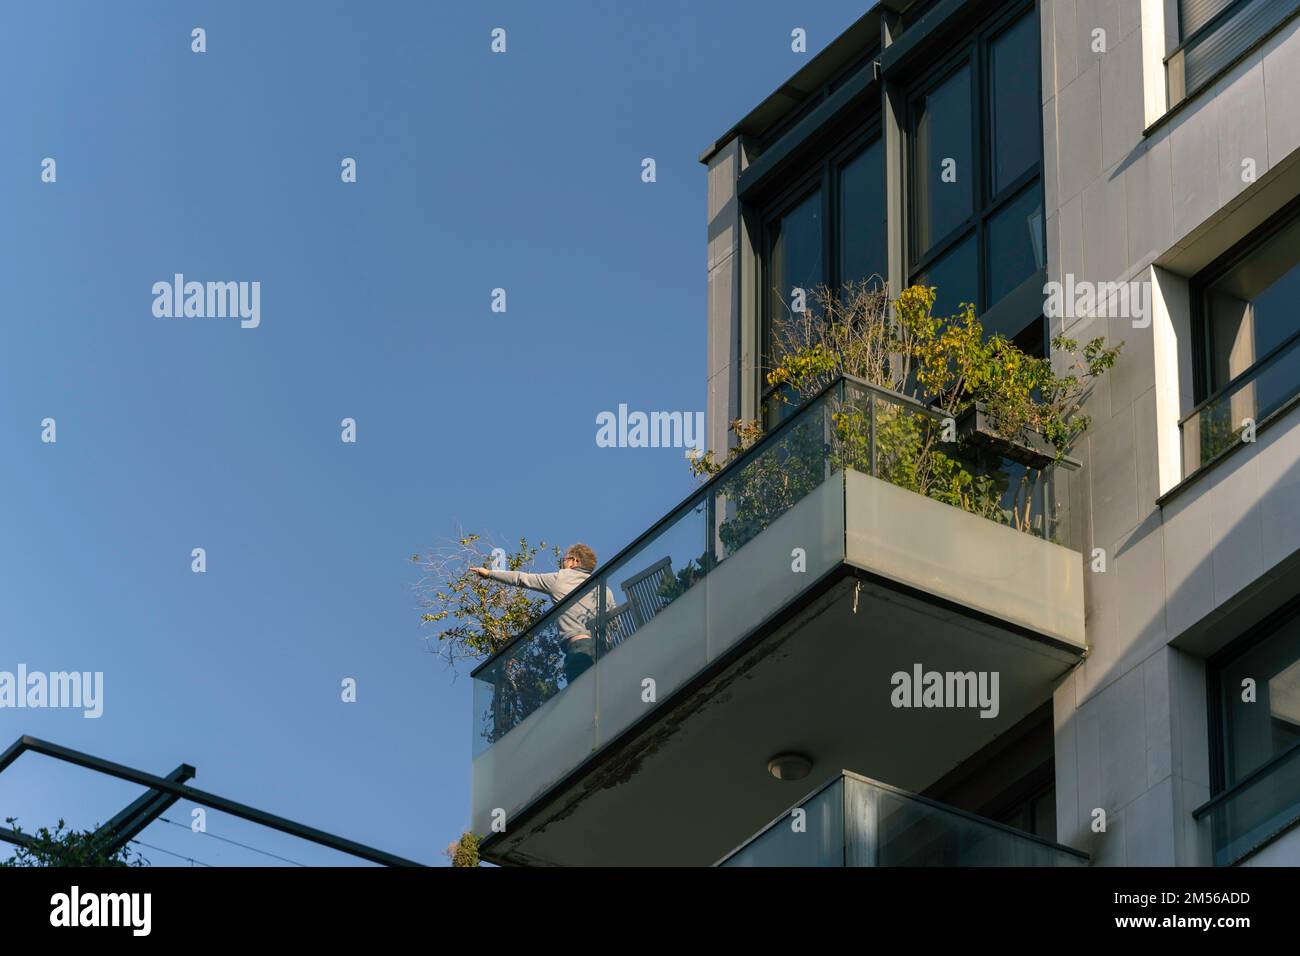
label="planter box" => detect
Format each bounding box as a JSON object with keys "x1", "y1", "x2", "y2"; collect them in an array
[{"x1": 954, "y1": 403, "x2": 1059, "y2": 470}]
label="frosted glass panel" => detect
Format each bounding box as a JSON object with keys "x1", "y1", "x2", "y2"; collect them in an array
[{"x1": 721, "y1": 779, "x2": 844, "y2": 867}]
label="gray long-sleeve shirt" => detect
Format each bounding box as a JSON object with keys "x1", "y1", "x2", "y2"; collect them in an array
[{"x1": 484, "y1": 568, "x2": 616, "y2": 646}]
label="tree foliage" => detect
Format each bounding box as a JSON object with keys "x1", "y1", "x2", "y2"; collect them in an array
[
  {"x1": 446, "y1": 831, "x2": 480, "y2": 868},
  {"x1": 413, "y1": 533, "x2": 562, "y2": 666},
  {"x1": 691, "y1": 282, "x2": 1121, "y2": 538},
  {"x1": 1, "y1": 817, "x2": 146, "y2": 867}
]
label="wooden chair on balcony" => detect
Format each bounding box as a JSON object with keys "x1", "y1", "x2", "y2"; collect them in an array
[
  {"x1": 619, "y1": 557, "x2": 676, "y2": 629},
  {"x1": 592, "y1": 599, "x2": 637, "y2": 654}
]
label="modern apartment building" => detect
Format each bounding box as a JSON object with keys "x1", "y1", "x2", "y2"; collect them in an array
[{"x1": 470, "y1": 0, "x2": 1300, "y2": 866}]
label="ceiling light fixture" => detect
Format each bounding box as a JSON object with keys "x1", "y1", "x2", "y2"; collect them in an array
[{"x1": 767, "y1": 752, "x2": 812, "y2": 781}]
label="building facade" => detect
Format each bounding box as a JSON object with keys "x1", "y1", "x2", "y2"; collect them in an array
[{"x1": 471, "y1": 0, "x2": 1300, "y2": 866}]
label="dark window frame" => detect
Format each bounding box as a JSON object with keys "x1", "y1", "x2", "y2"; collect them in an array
[
  {"x1": 757, "y1": 121, "x2": 884, "y2": 422},
  {"x1": 1206, "y1": 591, "x2": 1300, "y2": 795},
  {"x1": 1190, "y1": 194, "x2": 1300, "y2": 406},
  {"x1": 994, "y1": 778, "x2": 1057, "y2": 840},
  {"x1": 902, "y1": 0, "x2": 1043, "y2": 324}
]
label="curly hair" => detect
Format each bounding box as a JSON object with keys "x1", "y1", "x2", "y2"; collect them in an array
[{"x1": 564, "y1": 543, "x2": 597, "y2": 571}]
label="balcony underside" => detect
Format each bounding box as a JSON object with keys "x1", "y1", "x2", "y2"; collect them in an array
[{"x1": 481, "y1": 566, "x2": 1082, "y2": 866}]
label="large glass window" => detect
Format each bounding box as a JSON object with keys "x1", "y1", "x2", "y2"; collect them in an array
[
  {"x1": 986, "y1": 184, "x2": 1045, "y2": 305},
  {"x1": 1217, "y1": 619, "x2": 1300, "y2": 785},
  {"x1": 906, "y1": 2, "x2": 1044, "y2": 337},
  {"x1": 910, "y1": 63, "x2": 973, "y2": 257},
  {"x1": 1197, "y1": 207, "x2": 1300, "y2": 404},
  {"x1": 761, "y1": 127, "x2": 885, "y2": 422},
  {"x1": 765, "y1": 187, "x2": 825, "y2": 337},
  {"x1": 1183, "y1": 203, "x2": 1300, "y2": 475},
  {"x1": 917, "y1": 234, "x2": 977, "y2": 322},
  {"x1": 988, "y1": 10, "x2": 1041, "y2": 195},
  {"x1": 1205, "y1": 602, "x2": 1300, "y2": 864},
  {"x1": 839, "y1": 141, "x2": 887, "y2": 289}
]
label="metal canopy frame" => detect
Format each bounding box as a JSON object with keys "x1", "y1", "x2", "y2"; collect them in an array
[{"x1": 0, "y1": 736, "x2": 423, "y2": 867}]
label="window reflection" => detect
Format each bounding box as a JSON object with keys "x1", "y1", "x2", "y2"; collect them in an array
[
  {"x1": 905, "y1": 5, "x2": 1044, "y2": 328},
  {"x1": 766, "y1": 188, "x2": 824, "y2": 338},
  {"x1": 839, "y1": 140, "x2": 887, "y2": 289},
  {"x1": 988, "y1": 11, "x2": 1041, "y2": 197},
  {"x1": 1219, "y1": 612, "x2": 1300, "y2": 785},
  {"x1": 910, "y1": 63, "x2": 973, "y2": 259},
  {"x1": 1204, "y1": 213, "x2": 1300, "y2": 400},
  {"x1": 986, "y1": 185, "x2": 1044, "y2": 304},
  {"x1": 917, "y1": 234, "x2": 977, "y2": 320}
]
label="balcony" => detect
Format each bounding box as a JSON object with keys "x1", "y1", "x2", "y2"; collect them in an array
[
  {"x1": 718, "y1": 770, "x2": 1088, "y2": 866},
  {"x1": 472, "y1": 376, "x2": 1087, "y2": 865}
]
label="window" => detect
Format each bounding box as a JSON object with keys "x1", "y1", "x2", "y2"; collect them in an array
[
  {"x1": 838, "y1": 142, "x2": 887, "y2": 295},
  {"x1": 906, "y1": 3, "x2": 1044, "y2": 340},
  {"x1": 997, "y1": 784, "x2": 1057, "y2": 842},
  {"x1": 1205, "y1": 599, "x2": 1300, "y2": 863},
  {"x1": 1216, "y1": 618, "x2": 1300, "y2": 786},
  {"x1": 921, "y1": 703, "x2": 1057, "y2": 842},
  {"x1": 1169, "y1": 0, "x2": 1300, "y2": 107},
  {"x1": 1183, "y1": 201, "x2": 1300, "y2": 474},
  {"x1": 760, "y1": 127, "x2": 886, "y2": 423},
  {"x1": 910, "y1": 61, "x2": 973, "y2": 264},
  {"x1": 765, "y1": 186, "x2": 825, "y2": 338},
  {"x1": 1196, "y1": 205, "x2": 1300, "y2": 403}
]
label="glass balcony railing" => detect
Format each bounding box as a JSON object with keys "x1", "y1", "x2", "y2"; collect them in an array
[
  {"x1": 1180, "y1": 330, "x2": 1300, "y2": 477},
  {"x1": 1194, "y1": 740, "x2": 1300, "y2": 866},
  {"x1": 471, "y1": 376, "x2": 1079, "y2": 756},
  {"x1": 718, "y1": 771, "x2": 1089, "y2": 866}
]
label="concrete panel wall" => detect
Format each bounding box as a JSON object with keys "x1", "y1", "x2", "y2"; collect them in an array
[
  {"x1": 706, "y1": 139, "x2": 743, "y2": 460},
  {"x1": 1054, "y1": 644, "x2": 1212, "y2": 864},
  {"x1": 1044, "y1": 1, "x2": 1300, "y2": 864}
]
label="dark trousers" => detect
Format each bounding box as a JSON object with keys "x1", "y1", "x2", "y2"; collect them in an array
[{"x1": 564, "y1": 637, "x2": 594, "y2": 684}]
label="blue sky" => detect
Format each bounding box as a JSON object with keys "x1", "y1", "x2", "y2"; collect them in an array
[{"x1": 0, "y1": 0, "x2": 866, "y2": 866}]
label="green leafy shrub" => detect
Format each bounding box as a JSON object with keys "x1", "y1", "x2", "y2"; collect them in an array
[
  {"x1": 694, "y1": 282, "x2": 1120, "y2": 541},
  {"x1": 1, "y1": 818, "x2": 146, "y2": 867},
  {"x1": 447, "y1": 831, "x2": 480, "y2": 868},
  {"x1": 414, "y1": 534, "x2": 565, "y2": 741}
]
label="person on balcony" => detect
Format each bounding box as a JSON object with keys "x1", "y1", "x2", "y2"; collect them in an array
[{"x1": 472, "y1": 543, "x2": 613, "y2": 684}]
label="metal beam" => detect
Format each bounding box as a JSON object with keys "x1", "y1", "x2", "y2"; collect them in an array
[
  {"x1": 0, "y1": 737, "x2": 28, "y2": 775},
  {"x1": 94, "y1": 763, "x2": 196, "y2": 854},
  {"x1": 0, "y1": 825, "x2": 36, "y2": 850},
  {"x1": 2, "y1": 736, "x2": 423, "y2": 867}
]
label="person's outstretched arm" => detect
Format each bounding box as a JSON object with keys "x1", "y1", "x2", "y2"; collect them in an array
[{"x1": 472, "y1": 567, "x2": 565, "y2": 599}]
